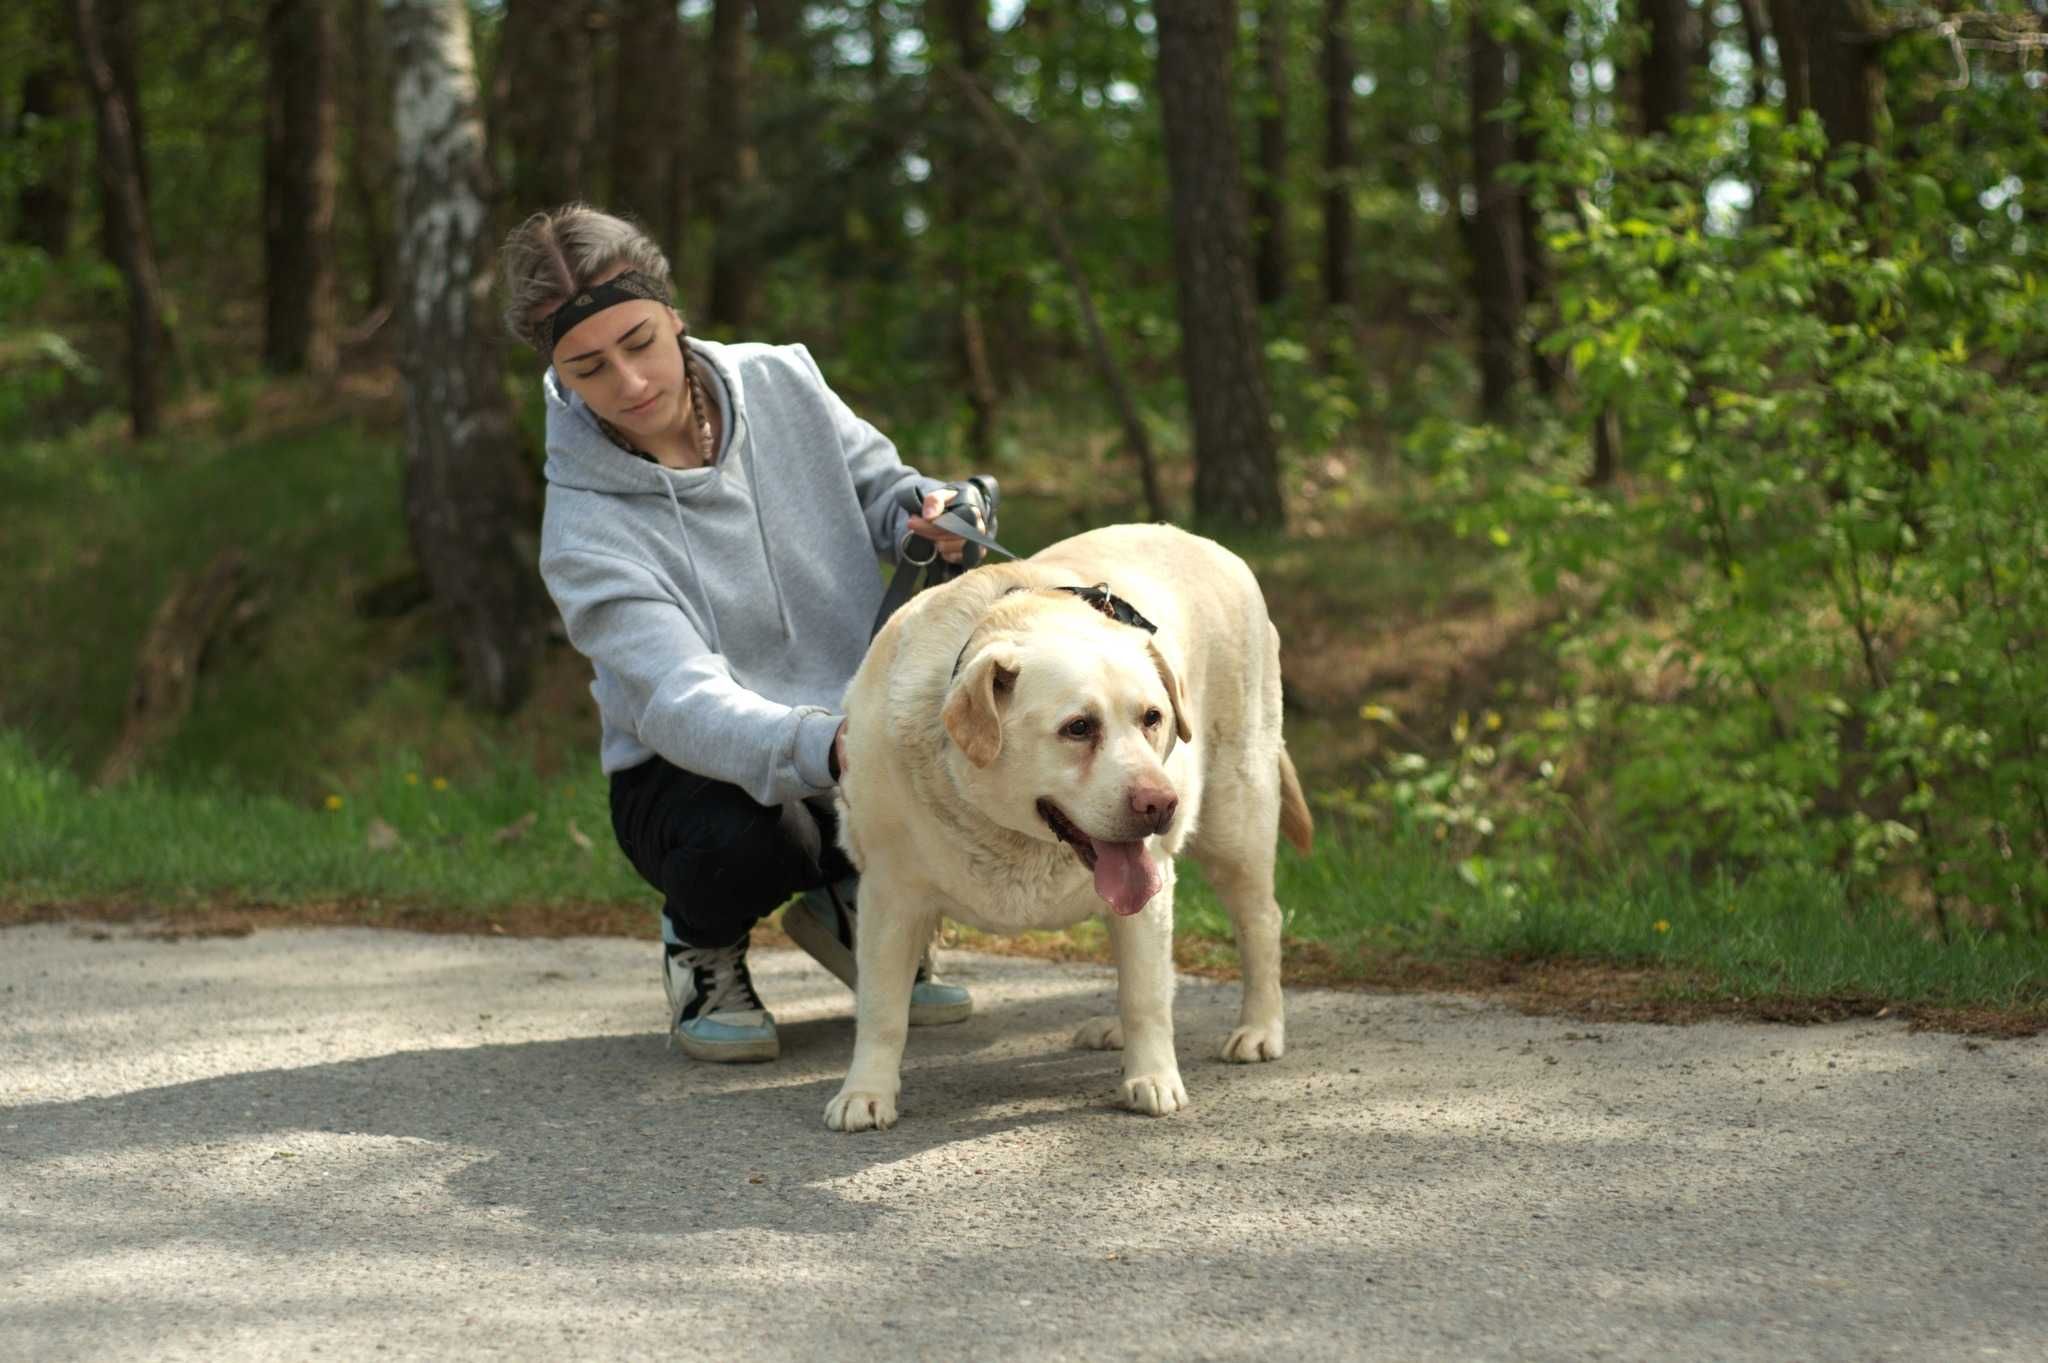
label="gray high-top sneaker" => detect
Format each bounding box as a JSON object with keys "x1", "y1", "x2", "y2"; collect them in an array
[
  {"x1": 662, "y1": 940, "x2": 779, "y2": 1062},
  {"x1": 783, "y1": 877, "x2": 974, "y2": 1026}
]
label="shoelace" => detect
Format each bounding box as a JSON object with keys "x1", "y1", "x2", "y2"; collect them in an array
[{"x1": 676, "y1": 949, "x2": 765, "y2": 1022}]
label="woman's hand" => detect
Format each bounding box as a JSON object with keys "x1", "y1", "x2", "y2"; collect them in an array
[{"x1": 905, "y1": 487, "x2": 981, "y2": 564}]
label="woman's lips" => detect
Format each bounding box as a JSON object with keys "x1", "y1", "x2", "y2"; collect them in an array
[{"x1": 622, "y1": 392, "x2": 661, "y2": 416}]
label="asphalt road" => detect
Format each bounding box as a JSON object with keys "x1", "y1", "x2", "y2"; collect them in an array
[{"x1": 2, "y1": 922, "x2": 2042, "y2": 1362}]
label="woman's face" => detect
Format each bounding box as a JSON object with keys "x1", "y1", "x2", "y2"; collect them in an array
[{"x1": 550, "y1": 280, "x2": 688, "y2": 442}]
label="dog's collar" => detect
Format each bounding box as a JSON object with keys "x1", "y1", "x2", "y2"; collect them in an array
[
  {"x1": 950, "y1": 583, "x2": 1157, "y2": 681},
  {"x1": 1055, "y1": 583, "x2": 1157, "y2": 634}
]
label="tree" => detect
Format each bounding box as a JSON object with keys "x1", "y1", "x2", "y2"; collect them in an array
[
  {"x1": 385, "y1": 0, "x2": 545, "y2": 714},
  {"x1": 1155, "y1": 0, "x2": 1283, "y2": 529},
  {"x1": 1252, "y1": 0, "x2": 1290, "y2": 307},
  {"x1": 501, "y1": 0, "x2": 594, "y2": 212},
  {"x1": 706, "y1": 0, "x2": 758, "y2": 327},
  {"x1": 610, "y1": 0, "x2": 686, "y2": 263},
  {"x1": 263, "y1": 0, "x2": 339, "y2": 375},
  {"x1": 12, "y1": 2, "x2": 84, "y2": 256},
  {"x1": 342, "y1": 0, "x2": 397, "y2": 315},
  {"x1": 930, "y1": 0, "x2": 1000, "y2": 463},
  {"x1": 1320, "y1": 0, "x2": 1355, "y2": 317},
  {"x1": 1639, "y1": 0, "x2": 1695, "y2": 136},
  {"x1": 71, "y1": 0, "x2": 168, "y2": 439},
  {"x1": 1469, "y1": 7, "x2": 1522, "y2": 420}
]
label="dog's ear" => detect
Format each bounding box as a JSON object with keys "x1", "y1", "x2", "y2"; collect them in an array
[
  {"x1": 943, "y1": 645, "x2": 1020, "y2": 767},
  {"x1": 1148, "y1": 638, "x2": 1194, "y2": 745}
]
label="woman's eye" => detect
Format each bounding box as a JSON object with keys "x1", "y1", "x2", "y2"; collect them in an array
[
  {"x1": 627, "y1": 338, "x2": 653, "y2": 352},
  {"x1": 1062, "y1": 718, "x2": 1094, "y2": 740},
  {"x1": 575, "y1": 364, "x2": 604, "y2": 379},
  {"x1": 1143, "y1": 709, "x2": 1163, "y2": 728}
]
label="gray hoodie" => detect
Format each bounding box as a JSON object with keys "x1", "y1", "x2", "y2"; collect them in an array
[{"x1": 538, "y1": 336, "x2": 942, "y2": 804}]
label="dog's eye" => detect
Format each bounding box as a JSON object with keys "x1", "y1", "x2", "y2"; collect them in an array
[
  {"x1": 1061, "y1": 717, "x2": 1096, "y2": 740},
  {"x1": 1143, "y1": 708, "x2": 1163, "y2": 729}
]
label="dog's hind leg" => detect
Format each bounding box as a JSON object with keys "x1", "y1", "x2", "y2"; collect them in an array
[{"x1": 1190, "y1": 779, "x2": 1288, "y2": 1063}]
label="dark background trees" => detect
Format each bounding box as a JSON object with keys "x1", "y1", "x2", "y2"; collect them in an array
[{"x1": 5, "y1": 0, "x2": 2045, "y2": 923}]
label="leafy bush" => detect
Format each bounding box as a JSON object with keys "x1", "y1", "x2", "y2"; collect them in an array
[{"x1": 1408, "y1": 49, "x2": 2047, "y2": 933}]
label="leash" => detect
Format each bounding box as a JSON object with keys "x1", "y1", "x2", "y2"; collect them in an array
[{"x1": 871, "y1": 475, "x2": 1021, "y2": 636}]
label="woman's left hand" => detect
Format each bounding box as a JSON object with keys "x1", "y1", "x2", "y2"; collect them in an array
[{"x1": 906, "y1": 488, "x2": 980, "y2": 564}]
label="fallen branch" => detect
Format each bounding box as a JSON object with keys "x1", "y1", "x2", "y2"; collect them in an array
[{"x1": 98, "y1": 548, "x2": 249, "y2": 786}]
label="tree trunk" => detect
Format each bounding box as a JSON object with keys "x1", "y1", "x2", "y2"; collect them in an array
[
  {"x1": 1469, "y1": 9, "x2": 1523, "y2": 421},
  {"x1": 1765, "y1": 0, "x2": 1811, "y2": 118},
  {"x1": 71, "y1": 0, "x2": 166, "y2": 439},
  {"x1": 706, "y1": 0, "x2": 757, "y2": 327},
  {"x1": 1514, "y1": 38, "x2": 1557, "y2": 398},
  {"x1": 386, "y1": 0, "x2": 545, "y2": 715},
  {"x1": 88, "y1": 0, "x2": 146, "y2": 264},
  {"x1": 611, "y1": 0, "x2": 684, "y2": 261},
  {"x1": 343, "y1": 0, "x2": 397, "y2": 316},
  {"x1": 502, "y1": 0, "x2": 593, "y2": 211},
  {"x1": 1156, "y1": 0, "x2": 1283, "y2": 530},
  {"x1": 931, "y1": 0, "x2": 999, "y2": 464},
  {"x1": 1736, "y1": 0, "x2": 1770, "y2": 111},
  {"x1": 1320, "y1": 0, "x2": 1355, "y2": 317},
  {"x1": 13, "y1": 5, "x2": 84, "y2": 256},
  {"x1": 264, "y1": 0, "x2": 339, "y2": 375},
  {"x1": 1640, "y1": 0, "x2": 1694, "y2": 136},
  {"x1": 1252, "y1": 0, "x2": 1290, "y2": 308},
  {"x1": 1802, "y1": 0, "x2": 1886, "y2": 205}
]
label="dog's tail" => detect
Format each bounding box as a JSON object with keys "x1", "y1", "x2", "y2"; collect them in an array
[{"x1": 1277, "y1": 748, "x2": 1313, "y2": 853}]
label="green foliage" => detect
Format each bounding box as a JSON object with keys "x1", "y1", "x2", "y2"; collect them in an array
[{"x1": 1407, "y1": 21, "x2": 2048, "y2": 932}]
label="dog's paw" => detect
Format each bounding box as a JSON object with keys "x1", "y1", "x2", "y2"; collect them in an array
[
  {"x1": 1220, "y1": 1023, "x2": 1285, "y2": 1063},
  {"x1": 1119, "y1": 1070, "x2": 1188, "y2": 1116},
  {"x1": 1072, "y1": 1016, "x2": 1125, "y2": 1050},
  {"x1": 824, "y1": 1088, "x2": 899, "y2": 1132}
]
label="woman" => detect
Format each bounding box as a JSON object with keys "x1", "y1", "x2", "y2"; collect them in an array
[{"x1": 500, "y1": 203, "x2": 978, "y2": 1062}]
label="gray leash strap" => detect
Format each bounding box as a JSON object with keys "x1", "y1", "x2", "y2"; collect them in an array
[{"x1": 871, "y1": 477, "x2": 1018, "y2": 637}]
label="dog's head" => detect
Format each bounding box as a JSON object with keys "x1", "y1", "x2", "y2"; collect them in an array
[{"x1": 940, "y1": 595, "x2": 1192, "y2": 916}]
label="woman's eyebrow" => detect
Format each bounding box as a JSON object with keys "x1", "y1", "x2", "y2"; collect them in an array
[{"x1": 562, "y1": 317, "x2": 652, "y2": 364}]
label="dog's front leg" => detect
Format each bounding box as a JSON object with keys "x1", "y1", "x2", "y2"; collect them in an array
[
  {"x1": 1105, "y1": 865, "x2": 1187, "y2": 1116},
  {"x1": 823, "y1": 867, "x2": 931, "y2": 1132}
]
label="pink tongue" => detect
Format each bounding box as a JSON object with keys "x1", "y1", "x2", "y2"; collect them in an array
[{"x1": 1092, "y1": 840, "x2": 1162, "y2": 916}]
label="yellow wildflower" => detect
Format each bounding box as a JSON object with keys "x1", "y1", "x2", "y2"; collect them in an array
[
  {"x1": 431, "y1": 777, "x2": 449, "y2": 791},
  {"x1": 1653, "y1": 919, "x2": 1671, "y2": 934},
  {"x1": 324, "y1": 794, "x2": 344, "y2": 811},
  {"x1": 404, "y1": 772, "x2": 420, "y2": 786}
]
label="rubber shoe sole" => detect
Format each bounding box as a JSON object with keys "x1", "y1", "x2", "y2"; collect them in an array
[{"x1": 671, "y1": 1013, "x2": 779, "y2": 1063}]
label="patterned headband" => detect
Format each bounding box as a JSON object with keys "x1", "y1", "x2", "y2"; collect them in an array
[{"x1": 540, "y1": 270, "x2": 669, "y2": 356}]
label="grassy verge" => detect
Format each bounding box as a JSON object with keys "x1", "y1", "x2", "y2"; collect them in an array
[{"x1": 6, "y1": 732, "x2": 2041, "y2": 1032}]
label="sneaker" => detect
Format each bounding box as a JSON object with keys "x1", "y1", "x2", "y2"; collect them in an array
[
  {"x1": 662, "y1": 941, "x2": 779, "y2": 1062},
  {"x1": 783, "y1": 878, "x2": 974, "y2": 1027}
]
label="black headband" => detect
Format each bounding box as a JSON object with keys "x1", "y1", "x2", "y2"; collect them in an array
[{"x1": 540, "y1": 270, "x2": 669, "y2": 356}]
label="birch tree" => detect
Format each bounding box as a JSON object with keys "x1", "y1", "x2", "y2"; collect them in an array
[{"x1": 386, "y1": 0, "x2": 544, "y2": 714}]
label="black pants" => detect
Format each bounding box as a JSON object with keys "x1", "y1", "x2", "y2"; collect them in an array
[{"x1": 608, "y1": 754, "x2": 856, "y2": 949}]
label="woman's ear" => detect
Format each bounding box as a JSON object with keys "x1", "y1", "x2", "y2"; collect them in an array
[{"x1": 668, "y1": 306, "x2": 684, "y2": 335}]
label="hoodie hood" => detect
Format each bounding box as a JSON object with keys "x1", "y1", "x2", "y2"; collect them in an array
[
  {"x1": 541, "y1": 336, "x2": 737, "y2": 498},
  {"x1": 534, "y1": 336, "x2": 943, "y2": 804}
]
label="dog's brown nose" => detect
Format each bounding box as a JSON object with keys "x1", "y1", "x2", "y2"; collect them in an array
[{"x1": 1130, "y1": 784, "x2": 1178, "y2": 833}]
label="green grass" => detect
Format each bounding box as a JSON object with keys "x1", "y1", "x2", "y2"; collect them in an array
[
  {"x1": 0, "y1": 729, "x2": 646, "y2": 914},
  {"x1": 6, "y1": 729, "x2": 2041, "y2": 1013},
  {"x1": 1166, "y1": 823, "x2": 2048, "y2": 1013},
  {"x1": 4, "y1": 388, "x2": 2042, "y2": 1020}
]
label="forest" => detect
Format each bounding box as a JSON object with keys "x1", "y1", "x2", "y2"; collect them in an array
[{"x1": 4, "y1": 0, "x2": 2045, "y2": 1017}]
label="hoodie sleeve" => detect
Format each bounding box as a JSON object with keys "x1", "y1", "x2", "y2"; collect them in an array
[
  {"x1": 541, "y1": 548, "x2": 842, "y2": 804},
  {"x1": 792, "y1": 344, "x2": 942, "y2": 560}
]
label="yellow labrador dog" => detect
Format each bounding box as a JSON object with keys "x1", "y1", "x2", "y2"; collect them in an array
[{"x1": 825, "y1": 523, "x2": 1313, "y2": 1131}]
